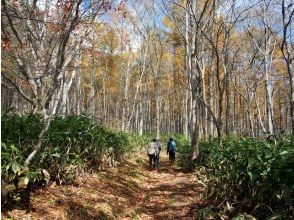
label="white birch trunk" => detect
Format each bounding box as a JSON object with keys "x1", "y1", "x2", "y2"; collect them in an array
[
  {"x1": 139, "y1": 100, "x2": 144, "y2": 136},
  {"x1": 121, "y1": 54, "x2": 131, "y2": 131}
]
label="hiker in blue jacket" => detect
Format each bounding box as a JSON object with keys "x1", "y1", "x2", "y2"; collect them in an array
[{"x1": 167, "y1": 137, "x2": 176, "y2": 163}]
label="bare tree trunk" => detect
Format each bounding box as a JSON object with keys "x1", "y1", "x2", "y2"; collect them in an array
[
  {"x1": 76, "y1": 73, "x2": 82, "y2": 115},
  {"x1": 255, "y1": 93, "x2": 267, "y2": 135},
  {"x1": 126, "y1": 46, "x2": 147, "y2": 130},
  {"x1": 102, "y1": 72, "x2": 107, "y2": 124},
  {"x1": 183, "y1": 90, "x2": 189, "y2": 137},
  {"x1": 281, "y1": 0, "x2": 294, "y2": 134},
  {"x1": 74, "y1": 51, "x2": 82, "y2": 116},
  {"x1": 24, "y1": 116, "x2": 51, "y2": 166},
  {"x1": 89, "y1": 63, "x2": 96, "y2": 117},
  {"x1": 121, "y1": 54, "x2": 131, "y2": 131},
  {"x1": 25, "y1": 80, "x2": 63, "y2": 166},
  {"x1": 233, "y1": 76, "x2": 237, "y2": 136},
  {"x1": 191, "y1": 54, "x2": 200, "y2": 159},
  {"x1": 154, "y1": 67, "x2": 160, "y2": 139},
  {"x1": 246, "y1": 99, "x2": 255, "y2": 137},
  {"x1": 139, "y1": 99, "x2": 144, "y2": 136},
  {"x1": 190, "y1": 0, "x2": 200, "y2": 158},
  {"x1": 184, "y1": 3, "x2": 191, "y2": 139},
  {"x1": 287, "y1": 62, "x2": 294, "y2": 134},
  {"x1": 58, "y1": 66, "x2": 78, "y2": 115},
  {"x1": 200, "y1": 51, "x2": 207, "y2": 139},
  {"x1": 263, "y1": 33, "x2": 275, "y2": 135}
]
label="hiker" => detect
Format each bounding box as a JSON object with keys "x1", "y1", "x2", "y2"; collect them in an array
[
  {"x1": 167, "y1": 137, "x2": 176, "y2": 163},
  {"x1": 147, "y1": 138, "x2": 159, "y2": 170},
  {"x1": 155, "y1": 139, "x2": 162, "y2": 166}
]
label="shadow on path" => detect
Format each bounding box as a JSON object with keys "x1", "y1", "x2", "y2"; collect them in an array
[
  {"x1": 2, "y1": 153, "x2": 205, "y2": 220},
  {"x1": 136, "y1": 154, "x2": 204, "y2": 220}
]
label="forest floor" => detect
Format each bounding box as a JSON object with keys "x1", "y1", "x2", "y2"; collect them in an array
[{"x1": 2, "y1": 154, "x2": 206, "y2": 220}]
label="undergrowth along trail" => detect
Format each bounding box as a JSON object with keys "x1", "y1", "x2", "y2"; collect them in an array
[{"x1": 2, "y1": 153, "x2": 205, "y2": 220}]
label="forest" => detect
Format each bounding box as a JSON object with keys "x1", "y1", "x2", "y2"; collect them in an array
[{"x1": 1, "y1": 0, "x2": 294, "y2": 219}]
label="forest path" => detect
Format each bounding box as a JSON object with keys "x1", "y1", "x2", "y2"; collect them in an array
[
  {"x1": 3, "y1": 154, "x2": 205, "y2": 220},
  {"x1": 133, "y1": 154, "x2": 205, "y2": 220}
]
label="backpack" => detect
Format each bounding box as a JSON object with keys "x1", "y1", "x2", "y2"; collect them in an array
[
  {"x1": 168, "y1": 141, "x2": 176, "y2": 152},
  {"x1": 156, "y1": 142, "x2": 162, "y2": 151},
  {"x1": 147, "y1": 142, "x2": 158, "y2": 156}
]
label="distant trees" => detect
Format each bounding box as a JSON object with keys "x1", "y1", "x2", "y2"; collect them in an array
[
  {"x1": 2, "y1": 0, "x2": 293, "y2": 161},
  {"x1": 161, "y1": 0, "x2": 293, "y2": 158}
]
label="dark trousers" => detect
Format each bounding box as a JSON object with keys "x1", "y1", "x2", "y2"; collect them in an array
[
  {"x1": 157, "y1": 153, "x2": 160, "y2": 164},
  {"x1": 168, "y1": 151, "x2": 176, "y2": 162},
  {"x1": 148, "y1": 154, "x2": 157, "y2": 168}
]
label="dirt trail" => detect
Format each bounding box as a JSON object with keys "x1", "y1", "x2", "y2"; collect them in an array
[
  {"x1": 2, "y1": 154, "x2": 205, "y2": 220},
  {"x1": 135, "y1": 155, "x2": 204, "y2": 220}
]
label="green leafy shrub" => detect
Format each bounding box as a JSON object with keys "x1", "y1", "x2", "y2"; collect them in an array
[
  {"x1": 1, "y1": 113, "x2": 42, "y2": 157},
  {"x1": 198, "y1": 136, "x2": 294, "y2": 219},
  {"x1": 127, "y1": 133, "x2": 150, "y2": 151},
  {"x1": 1, "y1": 143, "x2": 25, "y2": 184},
  {"x1": 1, "y1": 113, "x2": 147, "y2": 187}
]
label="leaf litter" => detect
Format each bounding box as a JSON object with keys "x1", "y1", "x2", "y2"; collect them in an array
[{"x1": 2, "y1": 154, "x2": 205, "y2": 220}]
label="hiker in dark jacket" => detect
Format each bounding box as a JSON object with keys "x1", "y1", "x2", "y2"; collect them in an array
[{"x1": 167, "y1": 137, "x2": 176, "y2": 163}]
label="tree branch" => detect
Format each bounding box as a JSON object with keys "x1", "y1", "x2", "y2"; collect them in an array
[{"x1": 2, "y1": 73, "x2": 36, "y2": 106}]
